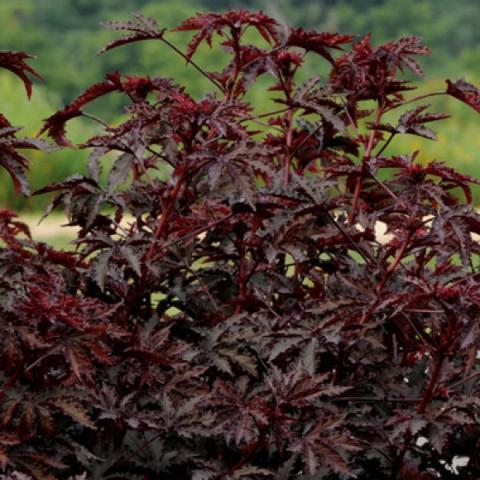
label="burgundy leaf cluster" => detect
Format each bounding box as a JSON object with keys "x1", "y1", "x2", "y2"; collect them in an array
[
  {"x1": 2, "y1": 10, "x2": 480, "y2": 480},
  {"x1": 0, "y1": 52, "x2": 50, "y2": 194}
]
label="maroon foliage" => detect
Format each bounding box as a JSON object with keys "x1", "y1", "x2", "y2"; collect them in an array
[
  {"x1": 173, "y1": 10, "x2": 281, "y2": 59},
  {"x1": 0, "y1": 51, "x2": 41, "y2": 99},
  {"x1": 0, "y1": 52, "x2": 50, "y2": 194},
  {"x1": 98, "y1": 12, "x2": 166, "y2": 55},
  {"x1": 446, "y1": 79, "x2": 480, "y2": 113},
  {"x1": 286, "y1": 29, "x2": 353, "y2": 63},
  {"x1": 2, "y1": 10, "x2": 480, "y2": 480}
]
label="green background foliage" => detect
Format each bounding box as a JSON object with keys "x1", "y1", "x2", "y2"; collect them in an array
[{"x1": 1, "y1": 0, "x2": 479, "y2": 210}]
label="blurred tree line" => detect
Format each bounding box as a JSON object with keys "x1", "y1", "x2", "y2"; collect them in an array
[{"x1": 1, "y1": 0, "x2": 479, "y2": 210}]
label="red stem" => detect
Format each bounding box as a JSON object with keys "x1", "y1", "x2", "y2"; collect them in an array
[
  {"x1": 387, "y1": 233, "x2": 411, "y2": 274},
  {"x1": 350, "y1": 106, "x2": 383, "y2": 220},
  {"x1": 391, "y1": 431, "x2": 412, "y2": 479},
  {"x1": 448, "y1": 370, "x2": 480, "y2": 390},
  {"x1": 235, "y1": 240, "x2": 246, "y2": 314},
  {"x1": 349, "y1": 176, "x2": 362, "y2": 222},
  {"x1": 417, "y1": 357, "x2": 443, "y2": 413},
  {"x1": 283, "y1": 108, "x2": 294, "y2": 186},
  {"x1": 145, "y1": 170, "x2": 185, "y2": 261},
  {"x1": 226, "y1": 27, "x2": 242, "y2": 100},
  {"x1": 277, "y1": 71, "x2": 295, "y2": 187},
  {"x1": 160, "y1": 36, "x2": 224, "y2": 92},
  {"x1": 387, "y1": 91, "x2": 446, "y2": 111}
]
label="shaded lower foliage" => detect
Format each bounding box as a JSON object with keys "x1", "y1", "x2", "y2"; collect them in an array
[{"x1": 2, "y1": 10, "x2": 480, "y2": 480}]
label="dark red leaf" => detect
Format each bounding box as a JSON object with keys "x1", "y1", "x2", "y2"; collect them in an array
[
  {"x1": 286, "y1": 29, "x2": 353, "y2": 63},
  {"x1": 446, "y1": 78, "x2": 480, "y2": 113},
  {"x1": 98, "y1": 13, "x2": 166, "y2": 55},
  {"x1": 0, "y1": 50, "x2": 42, "y2": 99},
  {"x1": 173, "y1": 10, "x2": 280, "y2": 59}
]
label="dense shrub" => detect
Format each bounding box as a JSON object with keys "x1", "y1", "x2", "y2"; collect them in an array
[{"x1": 1, "y1": 10, "x2": 480, "y2": 479}]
